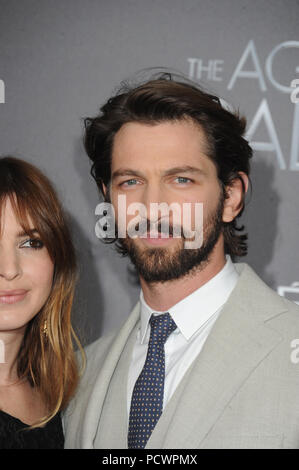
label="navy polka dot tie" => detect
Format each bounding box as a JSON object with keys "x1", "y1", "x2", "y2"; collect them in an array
[{"x1": 128, "y1": 312, "x2": 177, "y2": 449}]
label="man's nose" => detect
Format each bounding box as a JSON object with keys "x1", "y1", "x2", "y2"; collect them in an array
[
  {"x1": 0, "y1": 247, "x2": 22, "y2": 280},
  {"x1": 141, "y1": 184, "x2": 170, "y2": 222}
]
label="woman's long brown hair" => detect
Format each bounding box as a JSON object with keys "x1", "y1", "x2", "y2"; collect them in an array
[{"x1": 0, "y1": 156, "x2": 85, "y2": 428}]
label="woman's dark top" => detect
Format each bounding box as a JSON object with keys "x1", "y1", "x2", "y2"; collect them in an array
[{"x1": 0, "y1": 409, "x2": 64, "y2": 449}]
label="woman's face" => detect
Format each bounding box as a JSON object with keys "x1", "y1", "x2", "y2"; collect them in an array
[{"x1": 0, "y1": 197, "x2": 54, "y2": 333}]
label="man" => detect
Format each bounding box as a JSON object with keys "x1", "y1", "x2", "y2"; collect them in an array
[{"x1": 64, "y1": 75, "x2": 299, "y2": 449}]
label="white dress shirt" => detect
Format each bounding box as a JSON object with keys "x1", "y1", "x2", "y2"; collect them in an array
[{"x1": 127, "y1": 255, "x2": 239, "y2": 422}]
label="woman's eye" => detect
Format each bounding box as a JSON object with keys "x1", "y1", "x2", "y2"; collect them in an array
[{"x1": 20, "y1": 238, "x2": 44, "y2": 249}]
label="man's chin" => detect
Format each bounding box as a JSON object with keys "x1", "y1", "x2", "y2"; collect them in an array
[
  {"x1": 124, "y1": 235, "x2": 184, "y2": 256},
  {"x1": 120, "y1": 237, "x2": 196, "y2": 283}
]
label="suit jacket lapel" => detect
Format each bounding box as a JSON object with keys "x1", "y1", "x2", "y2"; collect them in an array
[
  {"x1": 146, "y1": 263, "x2": 286, "y2": 448},
  {"x1": 94, "y1": 322, "x2": 138, "y2": 448},
  {"x1": 81, "y1": 302, "x2": 140, "y2": 448}
]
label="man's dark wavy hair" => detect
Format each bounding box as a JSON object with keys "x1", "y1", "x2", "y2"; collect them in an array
[{"x1": 83, "y1": 73, "x2": 253, "y2": 258}]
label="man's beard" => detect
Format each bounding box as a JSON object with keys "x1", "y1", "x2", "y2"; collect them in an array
[{"x1": 117, "y1": 194, "x2": 225, "y2": 283}]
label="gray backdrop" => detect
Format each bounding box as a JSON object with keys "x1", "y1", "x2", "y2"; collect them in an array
[{"x1": 0, "y1": 0, "x2": 298, "y2": 345}]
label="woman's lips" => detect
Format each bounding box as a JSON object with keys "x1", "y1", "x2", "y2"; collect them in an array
[{"x1": 0, "y1": 290, "x2": 28, "y2": 304}]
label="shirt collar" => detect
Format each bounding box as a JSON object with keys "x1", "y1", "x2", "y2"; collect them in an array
[{"x1": 139, "y1": 255, "x2": 239, "y2": 343}]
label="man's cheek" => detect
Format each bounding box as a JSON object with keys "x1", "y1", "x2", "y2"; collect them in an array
[{"x1": 182, "y1": 202, "x2": 204, "y2": 249}]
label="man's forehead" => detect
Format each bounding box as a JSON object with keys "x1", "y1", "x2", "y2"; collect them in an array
[
  {"x1": 113, "y1": 119, "x2": 208, "y2": 145},
  {"x1": 111, "y1": 120, "x2": 212, "y2": 171}
]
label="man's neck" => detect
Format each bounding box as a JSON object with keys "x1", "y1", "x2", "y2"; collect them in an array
[{"x1": 140, "y1": 249, "x2": 227, "y2": 312}]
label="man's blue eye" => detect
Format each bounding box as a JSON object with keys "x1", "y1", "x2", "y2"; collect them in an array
[
  {"x1": 176, "y1": 177, "x2": 191, "y2": 184},
  {"x1": 123, "y1": 179, "x2": 137, "y2": 186}
]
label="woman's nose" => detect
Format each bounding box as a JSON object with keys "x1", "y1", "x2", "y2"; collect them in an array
[{"x1": 0, "y1": 247, "x2": 22, "y2": 280}]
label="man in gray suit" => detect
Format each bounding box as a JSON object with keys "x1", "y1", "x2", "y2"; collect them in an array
[{"x1": 64, "y1": 75, "x2": 299, "y2": 449}]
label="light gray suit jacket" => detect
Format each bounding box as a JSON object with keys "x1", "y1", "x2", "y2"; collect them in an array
[{"x1": 63, "y1": 263, "x2": 299, "y2": 449}]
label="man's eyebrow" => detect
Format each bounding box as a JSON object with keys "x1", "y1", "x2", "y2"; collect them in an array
[
  {"x1": 16, "y1": 229, "x2": 39, "y2": 237},
  {"x1": 112, "y1": 169, "x2": 144, "y2": 180},
  {"x1": 112, "y1": 166, "x2": 207, "y2": 180},
  {"x1": 162, "y1": 166, "x2": 207, "y2": 177}
]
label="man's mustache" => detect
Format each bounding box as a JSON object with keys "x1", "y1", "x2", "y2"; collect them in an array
[{"x1": 126, "y1": 218, "x2": 187, "y2": 238}]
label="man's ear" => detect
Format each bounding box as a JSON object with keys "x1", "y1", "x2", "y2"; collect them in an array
[
  {"x1": 222, "y1": 172, "x2": 249, "y2": 223},
  {"x1": 102, "y1": 182, "x2": 108, "y2": 200}
]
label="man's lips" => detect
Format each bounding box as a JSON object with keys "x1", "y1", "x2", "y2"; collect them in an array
[
  {"x1": 0, "y1": 289, "x2": 28, "y2": 304},
  {"x1": 140, "y1": 232, "x2": 175, "y2": 245},
  {"x1": 144, "y1": 231, "x2": 173, "y2": 238},
  {"x1": 141, "y1": 231, "x2": 172, "y2": 239}
]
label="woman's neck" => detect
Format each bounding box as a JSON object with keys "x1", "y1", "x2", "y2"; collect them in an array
[{"x1": 0, "y1": 328, "x2": 26, "y2": 385}]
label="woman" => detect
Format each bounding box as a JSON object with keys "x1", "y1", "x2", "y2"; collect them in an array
[{"x1": 0, "y1": 156, "x2": 84, "y2": 448}]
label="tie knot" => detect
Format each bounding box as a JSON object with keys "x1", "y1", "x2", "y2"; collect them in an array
[{"x1": 149, "y1": 312, "x2": 177, "y2": 344}]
